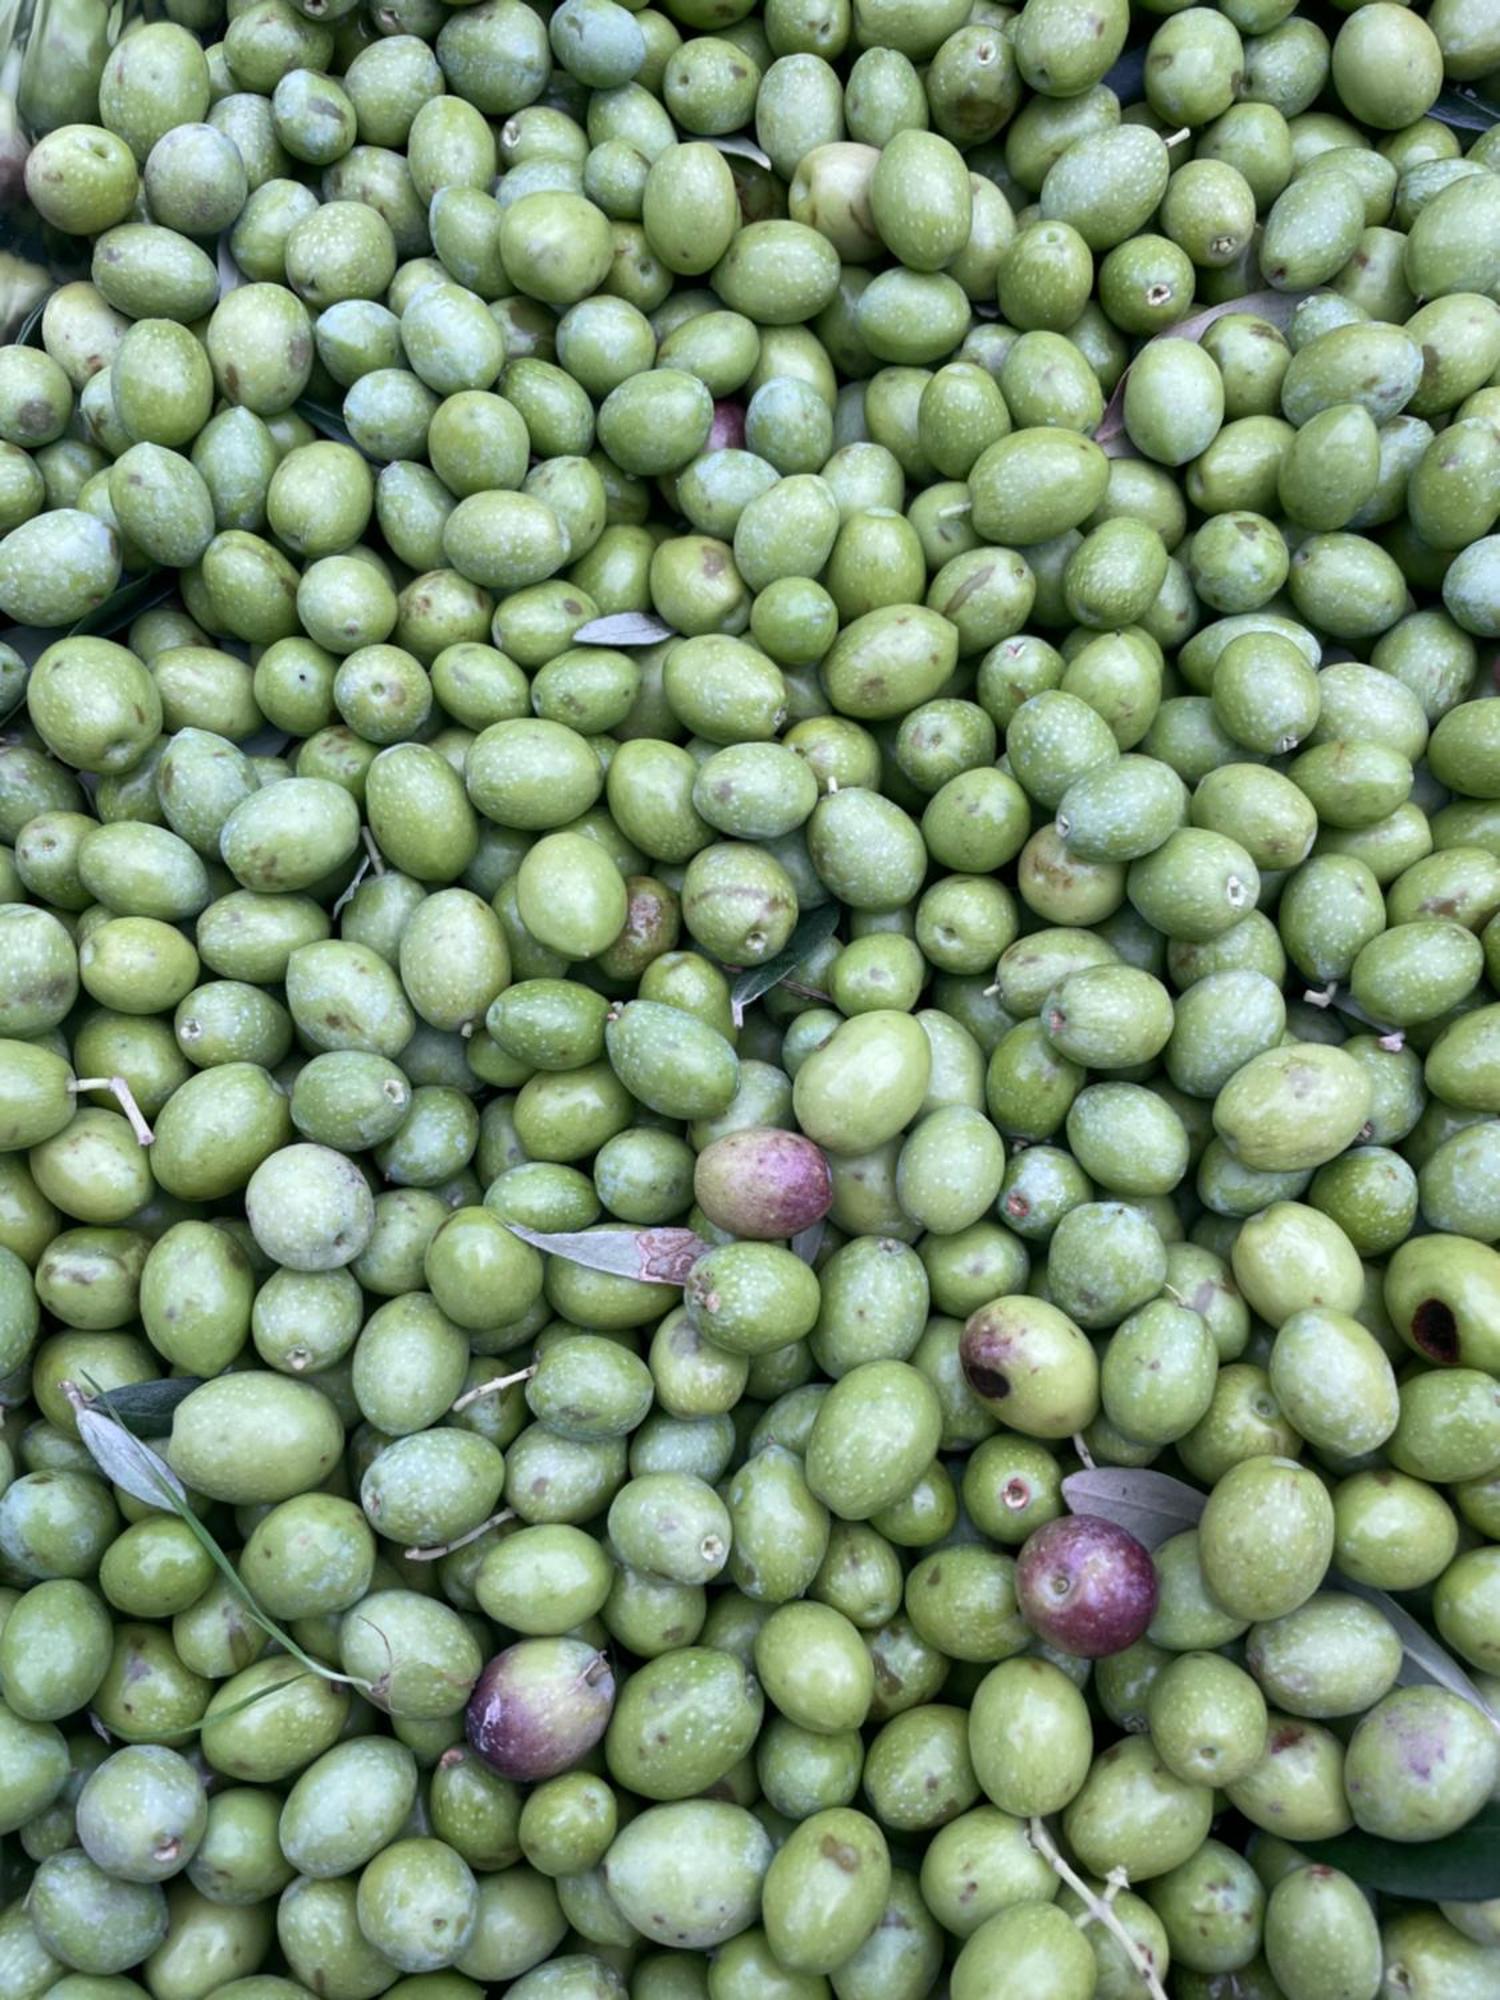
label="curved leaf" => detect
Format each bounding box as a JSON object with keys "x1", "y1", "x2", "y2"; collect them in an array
[
  {"x1": 1062, "y1": 1466, "x2": 1206, "y2": 1548},
  {"x1": 506, "y1": 1222, "x2": 709, "y2": 1285},
  {"x1": 1095, "y1": 291, "x2": 1309, "y2": 448},
  {"x1": 729, "y1": 902, "x2": 841, "y2": 1026},
  {"x1": 74, "y1": 1405, "x2": 188, "y2": 1510},
  {"x1": 94, "y1": 1376, "x2": 205, "y2": 1440},
  {"x1": 69, "y1": 569, "x2": 174, "y2": 640},
  {"x1": 573, "y1": 610, "x2": 678, "y2": 647},
  {"x1": 1333, "y1": 1572, "x2": 1500, "y2": 1724},
  {"x1": 1298, "y1": 1812, "x2": 1500, "y2": 1901}
]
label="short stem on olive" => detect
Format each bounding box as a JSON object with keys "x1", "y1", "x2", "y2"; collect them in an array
[
  {"x1": 405, "y1": 1507, "x2": 515, "y2": 1561},
  {"x1": 451, "y1": 1365, "x2": 536, "y2": 1414},
  {"x1": 361, "y1": 827, "x2": 386, "y2": 875},
  {"x1": 1028, "y1": 1817, "x2": 1168, "y2": 2000},
  {"x1": 1072, "y1": 1431, "x2": 1096, "y2": 1470},
  {"x1": 72, "y1": 1076, "x2": 154, "y2": 1146}
]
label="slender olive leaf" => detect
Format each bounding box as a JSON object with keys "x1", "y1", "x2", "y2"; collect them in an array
[
  {"x1": 1061, "y1": 1465, "x2": 1206, "y2": 1549},
  {"x1": 16, "y1": 296, "x2": 46, "y2": 346},
  {"x1": 72, "y1": 1401, "x2": 191, "y2": 1511},
  {"x1": 1297, "y1": 1812, "x2": 1500, "y2": 1901},
  {"x1": 69, "y1": 1379, "x2": 374, "y2": 1696},
  {"x1": 1066, "y1": 1468, "x2": 1497, "y2": 1724},
  {"x1": 294, "y1": 397, "x2": 370, "y2": 457},
  {"x1": 505, "y1": 1220, "x2": 709, "y2": 1285},
  {"x1": 709, "y1": 132, "x2": 773, "y2": 169},
  {"x1": 68, "y1": 569, "x2": 175, "y2": 640},
  {"x1": 1431, "y1": 84, "x2": 1500, "y2": 131},
  {"x1": 791, "y1": 1220, "x2": 826, "y2": 1267},
  {"x1": 1332, "y1": 1570, "x2": 1500, "y2": 1724},
  {"x1": 728, "y1": 901, "x2": 842, "y2": 1026},
  {"x1": 1094, "y1": 290, "x2": 1310, "y2": 446},
  {"x1": 573, "y1": 610, "x2": 679, "y2": 646},
  {"x1": 92, "y1": 1376, "x2": 206, "y2": 1439}
]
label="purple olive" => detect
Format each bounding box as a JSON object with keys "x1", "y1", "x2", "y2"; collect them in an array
[
  {"x1": 466, "y1": 1638, "x2": 615, "y2": 1781},
  {"x1": 692, "y1": 1128, "x2": 833, "y2": 1241},
  {"x1": 1016, "y1": 1514, "x2": 1158, "y2": 1659}
]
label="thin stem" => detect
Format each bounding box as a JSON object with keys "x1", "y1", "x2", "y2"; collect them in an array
[
  {"x1": 74, "y1": 1076, "x2": 154, "y2": 1146},
  {"x1": 451, "y1": 1365, "x2": 535, "y2": 1414},
  {"x1": 1072, "y1": 1432, "x2": 1097, "y2": 1471},
  {"x1": 1028, "y1": 1818, "x2": 1168, "y2": 2000},
  {"x1": 362, "y1": 827, "x2": 386, "y2": 875},
  {"x1": 406, "y1": 1508, "x2": 515, "y2": 1561}
]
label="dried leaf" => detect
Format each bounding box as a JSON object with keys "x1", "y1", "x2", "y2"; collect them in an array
[
  {"x1": 1061, "y1": 1467, "x2": 1207, "y2": 1550},
  {"x1": 1095, "y1": 291, "x2": 1309, "y2": 447},
  {"x1": 1298, "y1": 1812, "x2": 1500, "y2": 1901},
  {"x1": 94, "y1": 1376, "x2": 205, "y2": 1439},
  {"x1": 729, "y1": 902, "x2": 842, "y2": 1026},
  {"x1": 1333, "y1": 1571, "x2": 1500, "y2": 1724},
  {"x1": 69, "y1": 569, "x2": 175, "y2": 640},
  {"x1": 573, "y1": 611, "x2": 678, "y2": 647},
  {"x1": 710, "y1": 133, "x2": 773, "y2": 169},
  {"x1": 506, "y1": 1222, "x2": 709, "y2": 1285},
  {"x1": 74, "y1": 1406, "x2": 188, "y2": 1511}
]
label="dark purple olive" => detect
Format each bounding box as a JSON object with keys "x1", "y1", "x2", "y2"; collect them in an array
[
  {"x1": 466, "y1": 1637, "x2": 615, "y2": 1781},
  {"x1": 1016, "y1": 1513, "x2": 1158, "y2": 1659},
  {"x1": 692, "y1": 1127, "x2": 833, "y2": 1240}
]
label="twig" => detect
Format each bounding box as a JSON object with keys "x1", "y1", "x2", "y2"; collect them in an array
[
  {"x1": 1028, "y1": 1818, "x2": 1168, "y2": 2000},
  {"x1": 406, "y1": 1508, "x2": 515, "y2": 1561},
  {"x1": 1072, "y1": 1432, "x2": 1097, "y2": 1470},
  {"x1": 451, "y1": 1365, "x2": 535, "y2": 1414},
  {"x1": 362, "y1": 827, "x2": 386, "y2": 875},
  {"x1": 74, "y1": 1076, "x2": 154, "y2": 1146}
]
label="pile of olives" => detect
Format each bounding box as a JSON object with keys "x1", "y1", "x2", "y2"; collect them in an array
[{"x1": 6, "y1": 0, "x2": 1500, "y2": 1994}]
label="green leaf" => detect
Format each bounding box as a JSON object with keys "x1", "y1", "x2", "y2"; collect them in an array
[
  {"x1": 69, "y1": 569, "x2": 174, "y2": 639},
  {"x1": 1298, "y1": 1813, "x2": 1500, "y2": 1901},
  {"x1": 68, "y1": 1380, "x2": 373, "y2": 1699},
  {"x1": 295, "y1": 398, "x2": 370, "y2": 457},
  {"x1": 728, "y1": 902, "x2": 841, "y2": 1026},
  {"x1": 93, "y1": 1376, "x2": 205, "y2": 1439}
]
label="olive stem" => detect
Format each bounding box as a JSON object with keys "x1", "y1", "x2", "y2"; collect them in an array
[
  {"x1": 72, "y1": 1076, "x2": 154, "y2": 1147},
  {"x1": 361, "y1": 827, "x2": 386, "y2": 875},
  {"x1": 451, "y1": 1365, "x2": 536, "y2": 1414},
  {"x1": 1028, "y1": 1817, "x2": 1168, "y2": 2000},
  {"x1": 406, "y1": 1508, "x2": 515, "y2": 1561},
  {"x1": 1072, "y1": 1432, "x2": 1097, "y2": 1470}
]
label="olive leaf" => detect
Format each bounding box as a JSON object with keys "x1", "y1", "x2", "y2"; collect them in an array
[
  {"x1": 68, "y1": 1380, "x2": 374, "y2": 1698},
  {"x1": 1334, "y1": 1572, "x2": 1500, "y2": 1723},
  {"x1": 1094, "y1": 290, "x2": 1310, "y2": 449},
  {"x1": 572, "y1": 610, "x2": 679, "y2": 647},
  {"x1": 1432, "y1": 84, "x2": 1500, "y2": 131},
  {"x1": 791, "y1": 1220, "x2": 826, "y2": 1267},
  {"x1": 505, "y1": 1221, "x2": 709, "y2": 1285},
  {"x1": 1297, "y1": 1810, "x2": 1500, "y2": 1901},
  {"x1": 91, "y1": 1376, "x2": 205, "y2": 1440},
  {"x1": 294, "y1": 397, "x2": 370, "y2": 457},
  {"x1": 69, "y1": 569, "x2": 175, "y2": 640},
  {"x1": 709, "y1": 132, "x2": 773, "y2": 169},
  {"x1": 1065, "y1": 1467, "x2": 1499, "y2": 1725},
  {"x1": 16, "y1": 295, "x2": 46, "y2": 346},
  {"x1": 1061, "y1": 1466, "x2": 1207, "y2": 1548},
  {"x1": 70, "y1": 1394, "x2": 191, "y2": 1511},
  {"x1": 728, "y1": 901, "x2": 842, "y2": 1027}
]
